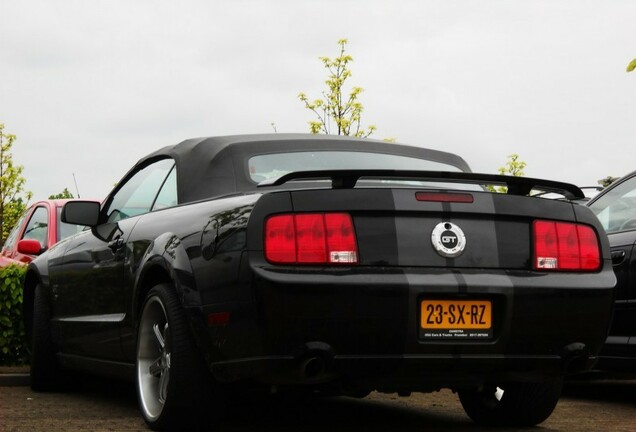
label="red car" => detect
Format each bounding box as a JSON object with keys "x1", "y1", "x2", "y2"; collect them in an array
[{"x1": 0, "y1": 200, "x2": 84, "y2": 266}]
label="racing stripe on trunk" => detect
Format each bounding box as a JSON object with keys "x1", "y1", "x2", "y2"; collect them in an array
[
  {"x1": 441, "y1": 201, "x2": 454, "y2": 269},
  {"x1": 391, "y1": 189, "x2": 501, "y2": 269},
  {"x1": 453, "y1": 269, "x2": 468, "y2": 294}
]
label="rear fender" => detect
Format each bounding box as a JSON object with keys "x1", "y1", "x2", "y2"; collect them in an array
[
  {"x1": 131, "y1": 232, "x2": 198, "y2": 324},
  {"x1": 22, "y1": 262, "x2": 47, "y2": 341}
]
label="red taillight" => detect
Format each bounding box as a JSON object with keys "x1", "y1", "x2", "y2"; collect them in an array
[
  {"x1": 295, "y1": 214, "x2": 327, "y2": 263},
  {"x1": 577, "y1": 225, "x2": 602, "y2": 270},
  {"x1": 264, "y1": 214, "x2": 296, "y2": 263},
  {"x1": 325, "y1": 213, "x2": 358, "y2": 263},
  {"x1": 265, "y1": 213, "x2": 358, "y2": 265},
  {"x1": 533, "y1": 220, "x2": 601, "y2": 271},
  {"x1": 415, "y1": 192, "x2": 474, "y2": 203}
]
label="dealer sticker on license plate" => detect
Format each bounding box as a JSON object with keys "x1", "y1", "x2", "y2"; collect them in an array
[{"x1": 420, "y1": 300, "x2": 492, "y2": 339}]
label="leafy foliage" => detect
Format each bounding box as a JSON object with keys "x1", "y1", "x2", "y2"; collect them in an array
[
  {"x1": 0, "y1": 264, "x2": 28, "y2": 365},
  {"x1": 48, "y1": 188, "x2": 74, "y2": 199},
  {"x1": 298, "y1": 39, "x2": 377, "y2": 138},
  {"x1": 597, "y1": 176, "x2": 619, "y2": 188},
  {"x1": 488, "y1": 154, "x2": 527, "y2": 193},
  {"x1": 627, "y1": 58, "x2": 636, "y2": 72},
  {"x1": 0, "y1": 123, "x2": 32, "y2": 244},
  {"x1": 498, "y1": 154, "x2": 527, "y2": 177}
]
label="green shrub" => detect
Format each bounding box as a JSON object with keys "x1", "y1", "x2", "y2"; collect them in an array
[{"x1": 0, "y1": 264, "x2": 28, "y2": 365}]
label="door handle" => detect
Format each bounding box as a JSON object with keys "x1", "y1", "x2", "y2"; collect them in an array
[
  {"x1": 108, "y1": 237, "x2": 125, "y2": 252},
  {"x1": 611, "y1": 250, "x2": 626, "y2": 266}
]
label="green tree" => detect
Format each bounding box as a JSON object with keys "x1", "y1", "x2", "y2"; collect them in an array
[
  {"x1": 498, "y1": 154, "x2": 526, "y2": 177},
  {"x1": 48, "y1": 188, "x2": 74, "y2": 199},
  {"x1": 597, "y1": 176, "x2": 619, "y2": 188},
  {"x1": 0, "y1": 123, "x2": 31, "y2": 243},
  {"x1": 489, "y1": 154, "x2": 527, "y2": 193},
  {"x1": 298, "y1": 39, "x2": 376, "y2": 138}
]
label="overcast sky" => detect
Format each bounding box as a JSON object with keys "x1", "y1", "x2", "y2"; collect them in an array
[{"x1": 1, "y1": 0, "x2": 635, "y2": 201}]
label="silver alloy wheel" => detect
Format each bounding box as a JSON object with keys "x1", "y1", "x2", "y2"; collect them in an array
[{"x1": 137, "y1": 296, "x2": 171, "y2": 422}]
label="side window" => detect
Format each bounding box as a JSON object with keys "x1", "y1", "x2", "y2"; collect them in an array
[
  {"x1": 104, "y1": 159, "x2": 175, "y2": 223},
  {"x1": 590, "y1": 176, "x2": 636, "y2": 233},
  {"x1": 152, "y1": 166, "x2": 177, "y2": 211},
  {"x1": 3, "y1": 211, "x2": 28, "y2": 250},
  {"x1": 22, "y1": 207, "x2": 49, "y2": 249}
]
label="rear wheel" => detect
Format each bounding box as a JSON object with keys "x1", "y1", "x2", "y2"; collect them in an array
[
  {"x1": 458, "y1": 378, "x2": 563, "y2": 426},
  {"x1": 136, "y1": 283, "x2": 224, "y2": 430},
  {"x1": 30, "y1": 284, "x2": 59, "y2": 391}
]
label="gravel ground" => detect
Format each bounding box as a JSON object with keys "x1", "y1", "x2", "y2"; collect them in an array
[{"x1": 0, "y1": 375, "x2": 635, "y2": 431}]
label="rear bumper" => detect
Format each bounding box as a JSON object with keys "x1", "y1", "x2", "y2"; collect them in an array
[
  {"x1": 596, "y1": 336, "x2": 636, "y2": 372},
  {"x1": 196, "y1": 263, "x2": 616, "y2": 389},
  {"x1": 210, "y1": 353, "x2": 597, "y2": 392}
]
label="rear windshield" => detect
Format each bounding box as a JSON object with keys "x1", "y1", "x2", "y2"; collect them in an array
[{"x1": 248, "y1": 151, "x2": 466, "y2": 187}]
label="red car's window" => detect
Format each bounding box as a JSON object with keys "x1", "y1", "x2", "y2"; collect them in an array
[
  {"x1": 3, "y1": 211, "x2": 28, "y2": 250},
  {"x1": 23, "y1": 206, "x2": 48, "y2": 249}
]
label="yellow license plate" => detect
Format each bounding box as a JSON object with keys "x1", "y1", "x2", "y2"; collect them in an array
[{"x1": 420, "y1": 300, "x2": 492, "y2": 339}]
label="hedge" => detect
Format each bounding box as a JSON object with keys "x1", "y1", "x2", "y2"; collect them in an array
[{"x1": 0, "y1": 264, "x2": 28, "y2": 365}]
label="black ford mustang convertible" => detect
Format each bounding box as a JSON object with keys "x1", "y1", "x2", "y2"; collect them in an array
[{"x1": 23, "y1": 134, "x2": 615, "y2": 429}]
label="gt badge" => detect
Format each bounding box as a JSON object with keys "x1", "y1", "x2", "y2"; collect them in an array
[{"x1": 431, "y1": 222, "x2": 466, "y2": 258}]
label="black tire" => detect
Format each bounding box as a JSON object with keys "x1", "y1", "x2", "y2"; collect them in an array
[
  {"x1": 136, "y1": 283, "x2": 224, "y2": 431},
  {"x1": 30, "y1": 284, "x2": 60, "y2": 391},
  {"x1": 458, "y1": 378, "x2": 563, "y2": 427}
]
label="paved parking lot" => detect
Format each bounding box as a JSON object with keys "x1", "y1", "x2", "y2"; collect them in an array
[{"x1": 1, "y1": 375, "x2": 635, "y2": 431}]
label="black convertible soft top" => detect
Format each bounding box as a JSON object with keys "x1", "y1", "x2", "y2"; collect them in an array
[{"x1": 136, "y1": 134, "x2": 473, "y2": 203}]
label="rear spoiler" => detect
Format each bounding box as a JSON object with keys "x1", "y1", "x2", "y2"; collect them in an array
[{"x1": 257, "y1": 170, "x2": 584, "y2": 200}]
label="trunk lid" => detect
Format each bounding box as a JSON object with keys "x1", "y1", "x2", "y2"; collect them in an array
[{"x1": 287, "y1": 187, "x2": 577, "y2": 270}]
